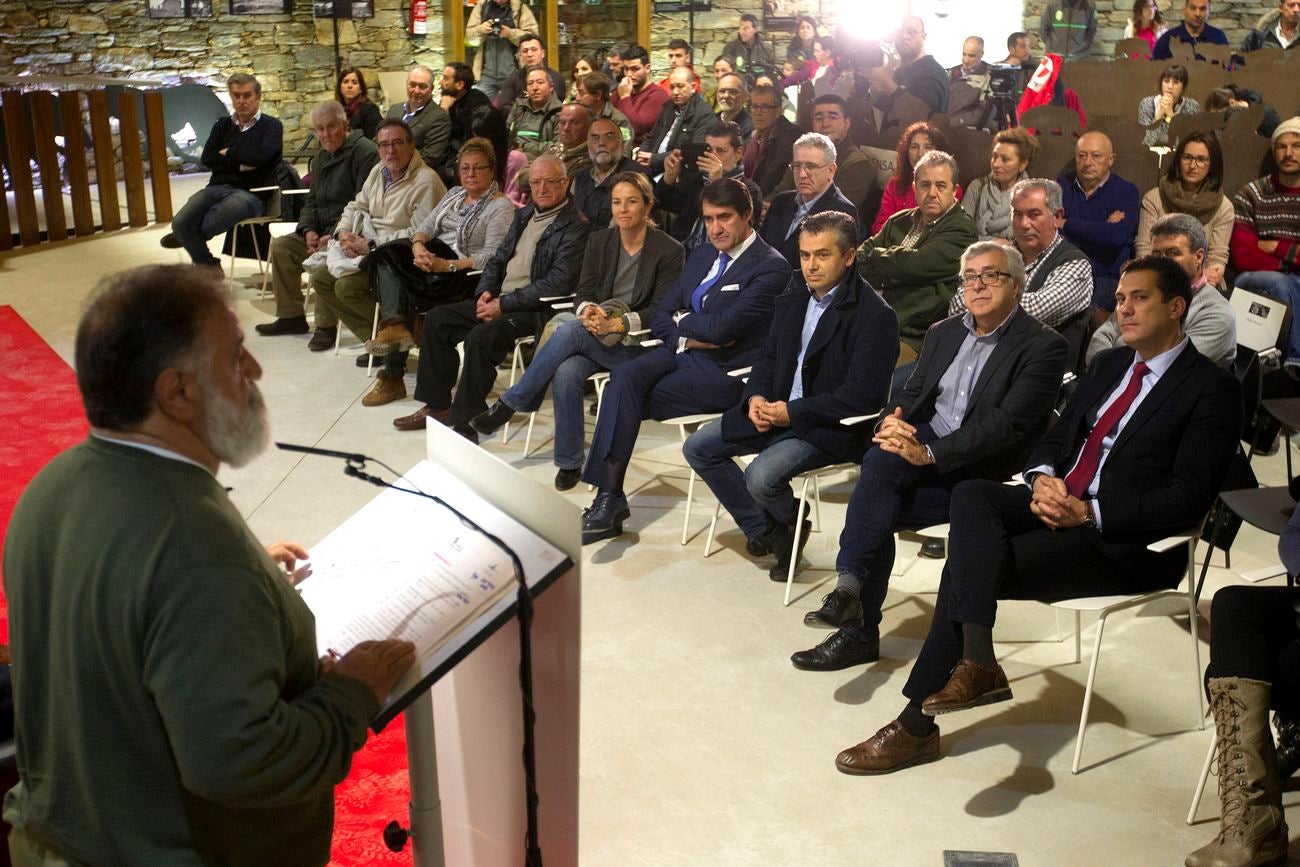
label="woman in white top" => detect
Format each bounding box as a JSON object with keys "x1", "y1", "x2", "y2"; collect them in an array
[
  {"x1": 1123, "y1": 0, "x2": 1168, "y2": 54},
  {"x1": 1138, "y1": 63, "x2": 1201, "y2": 146}
]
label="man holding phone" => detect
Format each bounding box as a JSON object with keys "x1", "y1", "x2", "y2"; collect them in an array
[
  {"x1": 655, "y1": 120, "x2": 763, "y2": 253},
  {"x1": 636, "y1": 66, "x2": 714, "y2": 174}
]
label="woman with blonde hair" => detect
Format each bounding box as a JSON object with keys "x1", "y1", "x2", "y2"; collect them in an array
[{"x1": 961, "y1": 128, "x2": 1040, "y2": 240}]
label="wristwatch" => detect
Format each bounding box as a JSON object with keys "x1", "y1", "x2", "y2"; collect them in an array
[
  {"x1": 1081, "y1": 499, "x2": 1097, "y2": 528},
  {"x1": 447, "y1": 261, "x2": 458, "y2": 273}
]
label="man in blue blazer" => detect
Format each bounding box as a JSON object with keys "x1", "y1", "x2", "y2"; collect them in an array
[
  {"x1": 581, "y1": 178, "x2": 791, "y2": 544},
  {"x1": 684, "y1": 211, "x2": 898, "y2": 577},
  {"x1": 759, "y1": 133, "x2": 859, "y2": 270}
]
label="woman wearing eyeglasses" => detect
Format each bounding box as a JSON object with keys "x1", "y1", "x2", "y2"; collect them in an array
[{"x1": 1134, "y1": 132, "x2": 1232, "y2": 286}]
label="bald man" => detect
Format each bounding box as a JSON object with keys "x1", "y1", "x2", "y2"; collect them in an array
[
  {"x1": 947, "y1": 36, "x2": 991, "y2": 129},
  {"x1": 1057, "y1": 131, "x2": 1140, "y2": 322},
  {"x1": 636, "y1": 65, "x2": 714, "y2": 174},
  {"x1": 865, "y1": 16, "x2": 949, "y2": 117}
]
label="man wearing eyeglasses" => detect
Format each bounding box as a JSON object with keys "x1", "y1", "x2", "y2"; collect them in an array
[
  {"x1": 760, "y1": 133, "x2": 858, "y2": 269},
  {"x1": 712, "y1": 73, "x2": 753, "y2": 145},
  {"x1": 864, "y1": 16, "x2": 949, "y2": 118},
  {"x1": 791, "y1": 240, "x2": 1068, "y2": 671},
  {"x1": 743, "y1": 83, "x2": 801, "y2": 198},
  {"x1": 766, "y1": 95, "x2": 877, "y2": 224}
]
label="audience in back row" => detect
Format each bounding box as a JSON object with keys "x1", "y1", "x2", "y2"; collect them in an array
[
  {"x1": 872, "y1": 122, "x2": 963, "y2": 235},
  {"x1": 337, "y1": 66, "x2": 381, "y2": 140}
]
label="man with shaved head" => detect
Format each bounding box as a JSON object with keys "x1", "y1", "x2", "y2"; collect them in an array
[
  {"x1": 864, "y1": 16, "x2": 948, "y2": 117},
  {"x1": 1058, "y1": 131, "x2": 1140, "y2": 324},
  {"x1": 636, "y1": 65, "x2": 714, "y2": 174}
]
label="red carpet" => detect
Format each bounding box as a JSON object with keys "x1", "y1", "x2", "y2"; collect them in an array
[{"x1": 0, "y1": 306, "x2": 412, "y2": 865}]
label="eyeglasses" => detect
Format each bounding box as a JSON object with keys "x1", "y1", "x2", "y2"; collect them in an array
[
  {"x1": 376, "y1": 140, "x2": 408, "y2": 150},
  {"x1": 812, "y1": 111, "x2": 844, "y2": 122},
  {"x1": 750, "y1": 102, "x2": 779, "y2": 111},
  {"x1": 459, "y1": 163, "x2": 492, "y2": 174},
  {"x1": 1179, "y1": 153, "x2": 1211, "y2": 166},
  {"x1": 958, "y1": 270, "x2": 1011, "y2": 287},
  {"x1": 789, "y1": 161, "x2": 830, "y2": 174}
]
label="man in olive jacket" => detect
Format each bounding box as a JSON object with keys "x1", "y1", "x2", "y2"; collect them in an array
[
  {"x1": 258, "y1": 101, "x2": 379, "y2": 343},
  {"x1": 858, "y1": 150, "x2": 977, "y2": 365}
]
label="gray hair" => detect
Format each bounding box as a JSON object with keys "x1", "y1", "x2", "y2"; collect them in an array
[
  {"x1": 311, "y1": 99, "x2": 348, "y2": 125},
  {"x1": 793, "y1": 131, "x2": 837, "y2": 165},
  {"x1": 961, "y1": 240, "x2": 1026, "y2": 294},
  {"x1": 913, "y1": 149, "x2": 957, "y2": 183},
  {"x1": 1150, "y1": 212, "x2": 1209, "y2": 256},
  {"x1": 1010, "y1": 177, "x2": 1063, "y2": 212},
  {"x1": 408, "y1": 65, "x2": 434, "y2": 81},
  {"x1": 528, "y1": 153, "x2": 567, "y2": 177}
]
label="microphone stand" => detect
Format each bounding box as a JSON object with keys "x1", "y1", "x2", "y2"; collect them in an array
[{"x1": 277, "y1": 442, "x2": 543, "y2": 867}]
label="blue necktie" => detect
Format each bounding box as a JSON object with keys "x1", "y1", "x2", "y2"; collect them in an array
[{"x1": 690, "y1": 252, "x2": 731, "y2": 313}]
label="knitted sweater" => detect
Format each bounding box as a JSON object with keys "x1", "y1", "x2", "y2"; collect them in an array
[
  {"x1": 1231, "y1": 173, "x2": 1300, "y2": 273},
  {"x1": 200, "y1": 113, "x2": 283, "y2": 190},
  {"x1": 1057, "y1": 172, "x2": 1141, "y2": 283}
]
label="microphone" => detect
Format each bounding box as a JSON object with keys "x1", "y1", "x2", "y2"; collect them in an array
[{"x1": 275, "y1": 441, "x2": 369, "y2": 463}]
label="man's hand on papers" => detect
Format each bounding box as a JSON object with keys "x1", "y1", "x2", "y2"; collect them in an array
[
  {"x1": 329, "y1": 640, "x2": 418, "y2": 703},
  {"x1": 266, "y1": 541, "x2": 311, "y2": 584}
]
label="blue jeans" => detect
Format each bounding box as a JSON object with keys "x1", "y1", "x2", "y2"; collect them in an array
[
  {"x1": 682, "y1": 422, "x2": 836, "y2": 540},
  {"x1": 501, "y1": 319, "x2": 644, "y2": 470},
  {"x1": 1236, "y1": 271, "x2": 1300, "y2": 360},
  {"x1": 171, "y1": 184, "x2": 264, "y2": 266}
]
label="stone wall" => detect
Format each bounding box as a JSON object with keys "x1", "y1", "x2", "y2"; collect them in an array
[
  {"x1": 646, "y1": 2, "x2": 839, "y2": 79},
  {"x1": 1021, "y1": 0, "x2": 1281, "y2": 59},
  {"x1": 0, "y1": 0, "x2": 448, "y2": 148}
]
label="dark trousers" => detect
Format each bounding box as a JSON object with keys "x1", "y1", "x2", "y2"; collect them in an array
[
  {"x1": 1206, "y1": 585, "x2": 1300, "y2": 714},
  {"x1": 370, "y1": 238, "x2": 472, "y2": 322},
  {"x1": 413, "y1": 297, "x2": 538, "y2": 426},
  {"x1": 901, "y1": 479, "x2": 1186, "y2": 703},
  {"x1": 581, "y1": 346, "x2": 744, "y2": 492}
]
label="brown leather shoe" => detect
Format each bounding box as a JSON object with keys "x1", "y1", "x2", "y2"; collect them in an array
[
  {"x1": 921, "y1": 659, "x2": 1012, "y2": 716},
  {"x1": 835, "y1": 720, "x2": 940, "y2": 775},
  {"x1": 366, "y1": 322, "x2": 415, "y2": 355},
  {"x1": 393, "y1": 405, "x2": 450, "y2": 431},
  {"x1": 361, "y1": 371, "x2": 407, "y2": 407}
]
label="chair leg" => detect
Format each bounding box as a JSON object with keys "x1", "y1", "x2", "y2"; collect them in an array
[
  {"x1": 783, "y1": 478, "x2": 812, "y2": 607},
  {"x1": 1186, "y1": 731, "x2": 1217, "y2": 824},
  {"x1": 503, "y1": 344, "x2": 523, "y2": 444},
  {"x1": 228, "y1": 224, "x2": 238, "y2": 280},
  {"x1": 1186, "y1": 544, "x2": 1205, "y2": 727},
  {"x1": 334, "y1": 318, "x2": 343, "y2": 354},
  {"x1": 704, "y1": 501, "x2": 722, "y2": 557},
  {"x1": 1071, "y1": 610, "x2": 1110, "y2": 774},
  {"x1": 523, "y1": 412, "x2": 537, "y2": 457},
  {"x1": 1073, "y1": 610, "x2": 1081, "y2": 664},
  {"x1": 251, "y1": 226, "x2": 266, "y2": 296},
  {"x1": 678, "y1": 423, "x2": 698, "y2": 547},
  {"x1": 366, "y1": 304, "x2": 379, "y2": 378}
]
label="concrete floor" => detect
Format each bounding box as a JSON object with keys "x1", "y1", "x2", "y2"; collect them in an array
[{"x1": 3, "y1": 176, "x2": 1299, "y2": 866}]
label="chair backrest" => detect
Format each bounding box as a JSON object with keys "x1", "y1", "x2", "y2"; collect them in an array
[
  {"x1": 1055, "y1": 308, "x2": 1093, "y2": 376},
  {"x1": 1114, "y1": 38, "x2": 1152, "y2": 60},
  {"x1": 378, "y1": 71, "x2": 409, "y2": 113},
  {"x1": 1167, "y1": 109, "x2": 1224, "y2": 148},
  {"x1": 1196, "y1": 43, "x2": 1233, "y2": 69},
  {"x1": 1019, "y1": 105, "x2": 1082, "y2": 139}
]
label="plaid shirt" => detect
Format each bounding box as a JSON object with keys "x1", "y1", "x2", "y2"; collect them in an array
[{"x1": 949, "y1": 232, "x2": 1092, "y2": 327}]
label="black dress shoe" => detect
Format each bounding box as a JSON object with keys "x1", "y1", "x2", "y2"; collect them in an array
[
  {"x1": 1276, "y1": 712, "x2": 1300, "y2": 779},
  {"x1": 804, "y1": 588, "x2": 864, "y2": 629},
  {"x1": 554, "y1": 467, "x2": 582, "y2": 491},
  {"x1": 581, "y1": 492, "x2": 630, "y2": 545},
  {"x1": 159, "y1": 232, "x2": 182, "y2": 249},
  {"x1": 255, "y1": 315, "x2": 310, "y2": 336},
  {"x1": 791, "y1": 629, "x2": 879, "y2": 671},
  {"x1": 453, "y1": 425, "x2": 479, "y2": 444},
  {"x1": 470, "y1": 400, "x2": 518, "y2": 437},
  {"x1": 769, "y1": 518, "x2": 813, "y2": 581},
  {"x1": 918, "y1": 538, "x2": 946, "y2": 559},
  {"x1": 356, "y1": 352, "x2": 386, "y2": 368},
  {"x1": 745, "y1": 533, "x2": 772, "y2": 557},
  {"x1": 307, "y1": 327, "x2": 337, "y2": 351}
]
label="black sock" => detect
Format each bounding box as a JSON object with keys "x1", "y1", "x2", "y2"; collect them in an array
[
  {"x1": 603, "y1": 458, "x2": 627, "y2": 494},
  {"x1": 898, "y1": 701, "x2": 937, "y2": 737},
  {"x1": 962, "y1": 623, "x2": 997, "y2": 668}
]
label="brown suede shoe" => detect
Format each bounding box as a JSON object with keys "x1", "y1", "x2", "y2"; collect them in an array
[
  {"x1": 393, "y1": 405, "x2": 450, "y2": 432},
  {"x1": 835, "y1": 720, "x2": 940, "y2": 775},
  {"x1": 361, "y1": 371, "x2": 407, "y2": 407},
  {"x1": 921, "y1": 659, "x2": 1012, "y2": 716},
  {"x1": 366, "y1": 322, "x2": 415, "y2": 356}
]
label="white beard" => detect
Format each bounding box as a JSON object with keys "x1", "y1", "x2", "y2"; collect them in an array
[{"x1": 197, "y1": 368, "x2": 270, "y2": 469}]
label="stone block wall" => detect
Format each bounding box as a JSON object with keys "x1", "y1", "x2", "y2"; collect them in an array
[
  {"x1": 646, "y1": 1, "x2": 839, "y2": 79},
  {"x1": 1021, "y1": 0, "x2": 1282, "y2": 59}
]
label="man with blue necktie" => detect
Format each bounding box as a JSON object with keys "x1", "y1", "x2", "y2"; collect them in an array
[{"x1": 580, "y1": 178, "x2": 791, "y2": 544}]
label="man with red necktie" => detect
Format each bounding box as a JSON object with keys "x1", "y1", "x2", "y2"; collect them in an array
[{"x1": 835, "y1": 254, "x2": 1241, "y2": 776}]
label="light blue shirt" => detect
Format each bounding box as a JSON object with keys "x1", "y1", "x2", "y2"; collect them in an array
[
  {"x1": 929, "y1": 309, "x2": 1014, "y2": 438},
  {"x1": 1027, "y1": 337, "x2": 1190, "y2": 529},
  {"x1": 788, "y1": 279, "x2": 843, "y2": 401},
  {"x1": 784, "y1": 185, "x2": 831, "y2": 240}
]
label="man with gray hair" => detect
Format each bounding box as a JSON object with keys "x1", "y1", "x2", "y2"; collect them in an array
[
  {"x1": 385, "y1": 65, "x2": 451, "y2": 170},
  {"x1": 760, "y1": 132, "x2": 858, "y2": 269},
  {"x1": 793, "y1": 239, "x2": 1068, "y2": 672},
  {"x1": 1088, "y1": 212, "x2": 1236, "y2": 367},
  {"x1": 256, "y1": 100, "x2": 379, "y2": 344},
  {"x1": 859, "y1": 149, "x2": 978, "y2": 366}
]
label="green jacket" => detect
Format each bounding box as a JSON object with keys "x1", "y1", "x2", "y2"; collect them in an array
[
  {"x1": 858, "y1": 203, "x2": 978, "y2": 351},
  {"x1": 508, "y1": 94, "x2": 563, "y2": 159},
  {"x1": 297, "y1": 130, "x2": 380, "y2": 239}
]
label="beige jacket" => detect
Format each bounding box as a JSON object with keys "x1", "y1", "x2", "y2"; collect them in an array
[
  {"x1": 336, "y1": 153, "x2": 446, "y2": 245},
  {"x1": 465, "y1": 0, "x2": 540, "y2": 81},
  {"x1": 1134, "y1": 186, "x2": 1234, "y2": 274}
]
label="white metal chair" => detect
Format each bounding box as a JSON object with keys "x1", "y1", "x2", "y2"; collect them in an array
[{"x1": 228, "y1": 187, "x2": 309, "y2": 296}]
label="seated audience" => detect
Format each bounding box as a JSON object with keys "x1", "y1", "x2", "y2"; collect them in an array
[
  {"x1": 710, "y1": 54, "x2": 736, "y2": 101},
  {"x1": 1203, "y1": 84, "x2": 1282, "y2": 138},
  {"x1": 744, "y1": 84, "x2": 802, "y2": 198},
  {"x1": 1184, "y1": 506, "x2": 1300, "y2": 866},
  {"x1": 786, "y1": 15, "x2": 820, "y2": 66},
  {"x1": 547, "y1": 103, "x2": 594, "y2": 177},
  {"x1": 1135, "y1": 131, "x2": 1232, "y2": 286},
  {"x1": 872, "y1": 122, "x2": 962, "y2": 235},
  {"x1": 753, "y1": 72, "x2": 797, "y2": 124},
  {"x1": 713, "y1": 73, "x2": 753, "y2": 145},
  {"x1": 1138, "y1": 64, "x2": 1201, "y2": 146},
  {"x1": 310, "y1": 119, "x2": 445, "y2": 351},
  {"x1": 637, "y1": 67, "x2": 714, "y2": 174},
  {"x1": 793, "y1": 241, "x2": 1069, "y2": 668},
  {"x1": 577, "y1": 179, "x2": 790, "y2": 544},
  {"x1": 256, "y1": 101, "x2": 379, "y2": 345},
  {"x1": 392, "y1": 155, "x2": 590, "y2": 437},
  {"x1": 865, "y1": 16, "x2": 949, "y2": 118},
  {"x1": 656, "y1": 39, "x2": 703, "y2": 95},
  {"x1": 1124, "y1": 0, "x2": 1169, "y2": 53},
  {"x1": 685, "y1": 211, "x2": 898, "y2": 579},
  {"x1": 337, "y1": 66, "x2": 381, "y2": 139},
  {"x1": 568, "y1": 54, "x2": 595, "y2": 102},
  {"x1": 1153, "y1": 0, "x2": 1229, "y2": 59},
  {"x1": 1041, "y1": 0, "x2": 1098, "y2": 60},
  {"x1": 465, "y1": 0, "x2": 540, "y2": 101},
  {"x1": 1058, "y1": 131, "x2": 1140, "y2": 321},
  {"x1": 946, "y1": 36, "x2": 992, "y2": 130},
  {"x1": 768, "y1": 95, "x2": 878, "y2": 223},
  {"x1": 1090, "y1": 213, "x2": 1235, "y2": 368},
  {"x1": 657, "y1": 121, "x2": 762, "y2": 253},
  {"x1": 961, "y1": 128, "x2": 1039, "y2": 241},
  {"x1": 386, "y1": 66, "x2": 451, "y2": 171},
  {"x1": 575, "y1": 72, "x2": 635, "y2": 153},
  {"x1": 835, "y1": 255, "x2": 1240, "y2": 776},
  {"x1": 1230, "y1": 118, "x2": 1300, "y2": 368},
  {"x1": 494, "y1": 33, "x2": 567, "y2": 110},
  {"x1": 469, "y1": 173, "x2": 685, "y2": 489},
  {"x1": 723, "y1": 14, "x2": 777, "y2": 76},
  {"x1": 603, "y1": 42, "x2": 629, "y2": 82},
  {"x1": 572, "y1": 119, "x2": 643, "y2": 228},
  {"x1": 161, "y1": 74, "x2": 282, "y2": 272},
  {"x1": 508, "y1": 66, "x2": 563, "y2": 159},
  {"x1": 951, "y1": 179, "x2": 1093, "y2": 330},
  {"x1": 760, "y1": 133, "x2": 858, "y2": 269},
  {"x1": 437, "y1": 62, "x2": 494, "y2": 187},
  {"x1": 610, "y1": 45, "x2": 670, "y2": 149},
  {"x1": 860, "y1": 150, "x2": 978, "y2": 366},
  {"x1": 360, "y1": 138, "x2": 514, "y2": 406},
  {"x1": 1240, "y1": 0, "x2": 1300, "y2": 51},
  {"x1": 780, "y1": 35, "x2": 839, "y2": 98}
]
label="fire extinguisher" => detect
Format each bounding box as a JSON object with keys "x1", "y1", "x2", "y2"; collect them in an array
[{"x1": 411, "y1": 0, "x2": 427, "y2": 37}]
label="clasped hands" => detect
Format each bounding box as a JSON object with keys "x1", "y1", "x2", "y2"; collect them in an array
[
  {"x1": 412, "y1": 241, "x2": 450, "y2": 274},
  {"x1": 872, "y1": 407, "x2": 932, "y2": 466},
  {"x1": 1028, "y1": 475, "x2": 1091, "y2": 530},
  {"x1": 475, "y1": 291, "x2": 503, "y2": 322},
  {"x1": 334, "y1": 229, "x2": 371, "y2": 258},
  {"x1": 580, "y1": 304, "x2": 624, "y2": 337},
  {"x1": 747, "y1": 395, "x2": 790, "y2": 431}
]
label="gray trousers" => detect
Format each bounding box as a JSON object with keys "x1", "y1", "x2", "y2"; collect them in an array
[{"x1": 268, "y1": 233, "x2": 338, "y2": 328}]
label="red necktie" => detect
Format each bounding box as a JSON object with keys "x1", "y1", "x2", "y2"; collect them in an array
[{"x1": 1063, "y1": 362, "x2": 1149, "y2": 499}]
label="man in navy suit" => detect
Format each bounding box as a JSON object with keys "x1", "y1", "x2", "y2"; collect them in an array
[
  {"x1": 836, "y1": 255, "x2": 1241, "y2": 776},
  {"x1": 580, "y1": 178, "x2": 791, "y2": 544},
  {"x1": 759, "y1": 133, "x2": 859, "y2": 270},
  {"x1": 684, "y1": 211, "x2": 897, "y2": 577}
]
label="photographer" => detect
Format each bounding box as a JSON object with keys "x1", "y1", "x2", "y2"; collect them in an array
[
  {"x1": 465, "y1": 0, "x2": 541, "y2": 102},
  {"x1": 655, "y1": 120, "x2": 761, "y2": 253}
]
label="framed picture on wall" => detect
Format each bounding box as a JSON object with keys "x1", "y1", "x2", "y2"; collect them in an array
[
  {"x1": 313, "y1": 1, "x2": 375, "y2": 18},
  {"x1": 763, "y1": 0, "x2": 798, "y2": 30},
  {"x1": 147, "y1": 0, "x2": 213, "y2": 18},
  {"x1": 228, "y1": 0, "x2": 292, "y2": 13}
]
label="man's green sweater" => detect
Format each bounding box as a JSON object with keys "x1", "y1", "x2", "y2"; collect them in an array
[{"x1": 2, "y1": 438, "x2": 378, "y2": 866}]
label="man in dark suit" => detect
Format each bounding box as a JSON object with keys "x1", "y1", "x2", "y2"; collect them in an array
[
  {"x1": 792, "y1": 241, "x2": 1069, "y2": 671},
  {"x1": 835, "y1": 255, "x2": 1241, "y2": 776},
  {"x1": 385, "y1": 66, "x2": 451, "y2": 172},
  {"x1": 636, "y1": 67, "x2": 715, "y2": 175},
  {"x1": 761, "y1": 133, "x2": 859, "y2": 269},
  {"x1": 684, "y1": 211, "x2": 898, "y2": 576},
  {"x1": 656, "y1": 121, "x2": 762, "y2": 253},
  {"x1": 744, "y1": 84, "x2": 801, "y2": 198},
  {"x1": 580, "y1": 178, "x2": 791, "y2": 543}
]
